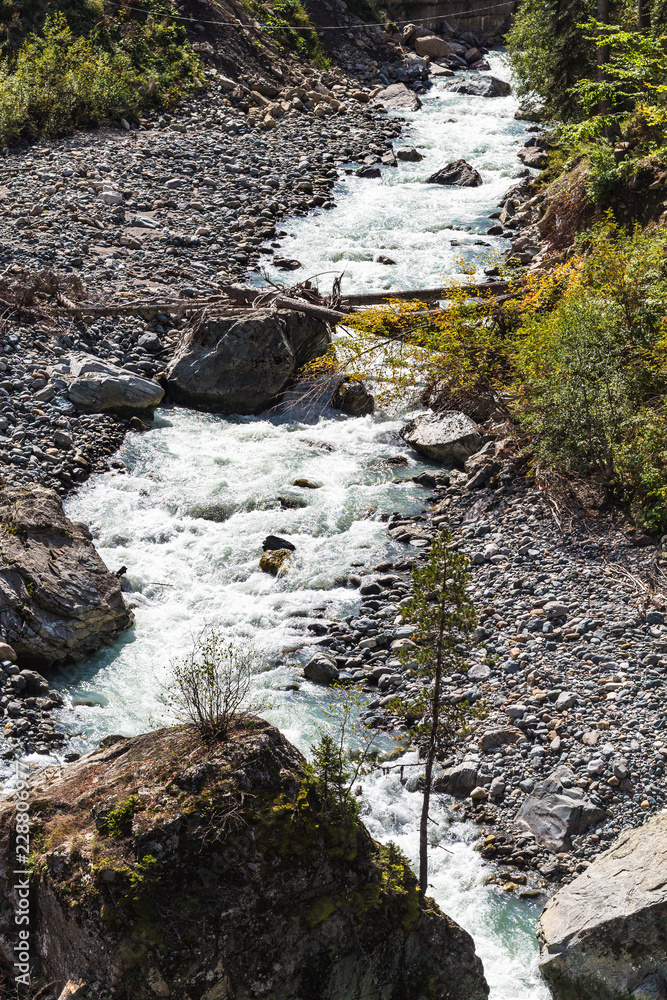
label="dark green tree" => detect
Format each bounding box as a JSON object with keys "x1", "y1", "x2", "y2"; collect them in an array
[
  {"x1": 507, "y1": 0, "x2": 598, "y2": 121},
  {"x1": 396, "y1": 530, "x2": 479, "y2": 895}
]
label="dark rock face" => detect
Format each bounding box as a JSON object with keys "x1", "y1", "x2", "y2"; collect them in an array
[
  {"x1": 444, "y1": 76, "x2": 511, "y2": 98},
  {"x1": 427, "y1": 159, "x2": 483, "y2": 187},
  {"x1": 0, "y1": 722, "x2": 490, "y2": 1000},
  {"x1": 331, "y1": 378, "x2": 375, "y2": 416},
  {"x1": 537, "y1": 812, "x2": 667, "y2": 999},
  {"x1": 516, "y1": 766, "x2": 606, "y2": 853},
  {"x1": 166, "y1": 309, "x2": 330, "y2": 414},
  {"x1": 0, "y1": 486, "x2": 132, "y2": 668}
]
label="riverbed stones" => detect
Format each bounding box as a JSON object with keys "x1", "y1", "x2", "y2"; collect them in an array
[
  {"x1": 516, "y1": 767, "x2": 607, "y2": 852},
  {"x1": 166, "y1": 310, "x2": 330, "y2": 414},
  {"x1": 67, "y1": 354, "x2": 164, "y2": 415},
  {"x1": 400, "y1": 411, "x2": 483, "y2": 464},
  {"x1": 0, "y1": 485, "x2": 133, "y2": 668},
  {"x1": 427, "y1": 160, "x2": 483, "y2": 187},
  {"x1": 537, "y1": 812, "x2": 667, "y2": 998}
]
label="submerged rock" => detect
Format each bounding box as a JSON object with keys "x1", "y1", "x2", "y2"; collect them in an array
[
  {"x1": 331, "y1": 377, "x2": 375, "y2": 416},
  {"x1": 166, "y1": 309, "x2": 330, "y2": 414},
  {"x1": 400, "y1": 411, "x2": 483, "y2": 464},
  {"x1": 0, "y1": 486, "x2": 133, "y2": 668},
  {"x1": 0, "y1": 722, "x2": 490, "y2": 1000},
  {"x1": 516, "y1": 766, "x2": 606, "y2": 853},
  {"x1": 259, "y1": 548, "x2": 291, "y2": 575},
  {"x1": 427, "y1": 160, "x2": 483, "y2": 187},
  {"x1": 537, "y1": 812, "x2": 667, "y2": 999}
]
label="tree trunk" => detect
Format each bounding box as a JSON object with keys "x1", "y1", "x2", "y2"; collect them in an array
[
  {"x1": 419, "y1": 648, "x2": 442, "y2": 895},
  {"x1": 638, "y1": 0, "x2": 649, "y2": 30},
  {"x1": 597, "y1": 0, "x2": 610, "y2": 123}
]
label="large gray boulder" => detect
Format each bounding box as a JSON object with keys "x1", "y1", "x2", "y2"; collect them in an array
[
  {"x1": 400, "y1": 411, "x2": 483, "y2": 464},
  {"x1": 304, "y1": 651, "x2": 339, "y2": 686},
  {"x1": 434, "y1": 760, "x2": 478, "y2": 797},
  {"x1": 516, "y1": 766, "x2": 606, "y2": 853},
  {"x1": 537, "y1": 812, "x2": 667, "y2": 999},
  {"x1": 68, "y1": 354, "x2": 164, "y2": 414},
  {"x1": 166, "y1": 309, "x2": 330, "y2": 413},
  {"x1": 0, "y1": 486, "x2": 133, "y2": 668},
  {"x1": 372, "y1": 83, "x2": 422, "y2": 111},
  {"x1": 427, "y1": 160, "x2": 483, "y2": 187},
  {"x1": 414, "y1": 35, "x2": 451, "y2": 58},
  {"x1": 445, "y1": 77, "x2": 511, "y2": 98}
]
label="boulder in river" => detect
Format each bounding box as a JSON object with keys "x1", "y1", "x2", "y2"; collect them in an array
[
  {"x1": 331, "y1": 377, "x2": 375, "y2": 417},
  {"x1": 537, "y1": 811, "x2": 667, "y2": 999},
  {"x1": 516, "y1": 766, "x2": 606, "y2": 853},
  {"x1": 414, "y1": 35, "x2": 451, "y2": 58},
  {"x1": 0, "y1": 721, "x2": 491, "y2": 1000},
  {"x1": 372, "y1": 83, "x2": 422, "y2": 111},
  {"x1": 263, "y1": 534, "x2": 296, "y2": 552},
  {"x1": 0, "y1": 486, "x2": 133, "y2": 668},
  {"x1": 400, "y1": 411, "x2": 483, "y2": 464},
  {"x1": 397, "y1": 147, "x2": 424, "y2": 162},
  {"x1": 518, "y1": 146, "x2": 549, "y2": 169},
  {"x1": 427, "y1": 160, "x2": 483, "y2": 187},
  {"x1": 68, "y1": 353, "x2": 164, "y2": 415},
  {"x1": 166, "y1": 309, "x2": 330, "y2": 414},
  {"x1": 259, "y1": 549, "x2": 291, "y2": 575},
  {"x1": 304, "y1": 650, "x2": 340, "y2": 685},
  {"x1": 444, "y1": 77, "x2": 511, "y2": 98}
]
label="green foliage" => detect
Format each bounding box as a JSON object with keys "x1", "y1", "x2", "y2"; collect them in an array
[
  {"x1": 303, "y1": 685, "x2": 377, "y2": 823},
  {"x1": 242, "y1": 0, "x2": 330, "y2": 66},
  {"x1": 99, "y1": 796, "x2": 139, "y2": 839},
  {"x1": 507, "y1": 0, "x2": 596, "y2": 121},
  {"x1": 165, "y1": 628, "x2": 258, "y2": 741},
  {"x1": 0, "y1": 3, "x2": 202, "y2": 145},
  {"x1": 125, "y1": 853, "x2": 160, "y2": 902}
]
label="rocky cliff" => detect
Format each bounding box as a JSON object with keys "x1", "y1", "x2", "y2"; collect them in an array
[
  {"x1": 0, "y1": 721, "x2": 490, "y2": 1000},
  {"x1": 0, "y1": 486, "x2": 133, "y2": 669},
  {"x1": 537, "y1": 812, "x2": 667, "y2": 999}
]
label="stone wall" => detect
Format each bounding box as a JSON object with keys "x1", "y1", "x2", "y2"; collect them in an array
[{"x1": 384, "y1": 0, "x2": 517, "y2": 36}]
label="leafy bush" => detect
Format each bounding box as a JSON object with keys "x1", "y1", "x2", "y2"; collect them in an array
[
  {"x1": 166, "y1": 629, "x2": 258, "y2": 740},
  {"x1": 0, "y1": 4, "x2": 202, "y2": 145},
  {"x1": 243, "y1": 0, "x2": 330, "y2": 66},
  {"x1": 327, "y1": 221, "x2": 667, "y2": 531}
]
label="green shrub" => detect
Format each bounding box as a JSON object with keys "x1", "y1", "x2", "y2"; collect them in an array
[{"x1": 0, "y1": 6, "x2": 202, "y2": 145}]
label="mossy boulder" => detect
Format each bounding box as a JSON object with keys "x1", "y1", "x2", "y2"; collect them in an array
[
  {"x1": 0, "y1": 721, "x2": 489, "y2": 1000},
  {"x1": 259, "y1": 548, "x2": 292, "y2": 575}
]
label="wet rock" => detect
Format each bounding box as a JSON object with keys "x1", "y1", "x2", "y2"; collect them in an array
[
  {"x1": 0, "y1": 486, "x2": 132, "y2": 668},
  {"x1": 263, "y1": 535, "x2": 296, "y2": 552},
  {"x1": 373, "y1": 83, "x2": 422, "y2": 111},
  {"x1": 356, "y1": 164, "x2": 381, "y2": 179},
  {"x1": 68, "y1": 354, "x2": 164, "y2": 415},
  {"x1": 427, "y1": 160, "x2": 483, "y2": 187},
  {"x1": 518, "y1": 146, "x2": 549, "y2": 169},
  {"x1": 292, "y1": 479, "x2": 320, "y2": 489},
  {"x1": 517, "y1": 766, "x2": 606, "y2": 853},
  {"x1": 397, "y1": 147, "x2": 424, "y2": 162},
  {"x1": 538, "y1": 812, "x2": 667, "y2": 998},
  {"x1": 259, "y1": 549, "x2": 291, "y2": 576},
  {"x1": 304, "y1": 650, "x2": 339, "y2": 685},
  {"x1": 0, "y1": 722, "x2": 490, "y2": 1000},
  {"x1": 400, "y1": 411, "x2": 483, "y2": 463},
  {"x1": 444, "y1": 77, "x2": 511, "y2": 98},
  {"x1": 331, "y1": 378, "x2": 375, "y2": 417},
  {"x1": 166, "y1": 310, "x2": 330, "y2": 414}
]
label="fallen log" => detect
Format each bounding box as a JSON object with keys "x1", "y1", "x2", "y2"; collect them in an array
[{"x1": 340, "y1": 281, "x2": 511, "y2": 305}]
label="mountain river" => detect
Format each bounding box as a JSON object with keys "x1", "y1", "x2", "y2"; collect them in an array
[{"x1": 40, "y1": 54, "x2": 551, "y2": 1000}]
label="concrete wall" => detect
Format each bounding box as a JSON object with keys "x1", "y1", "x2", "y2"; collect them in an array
[{"x1": 384, "y1": 0, "x2": 517, "y2": 36}]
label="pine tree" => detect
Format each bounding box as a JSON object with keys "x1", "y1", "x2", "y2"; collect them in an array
[{"x1": 397, "y1": 530, "x2": 479, "y2": 895}]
